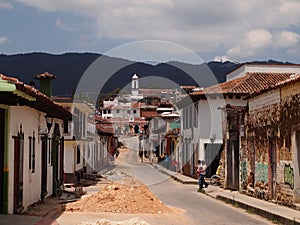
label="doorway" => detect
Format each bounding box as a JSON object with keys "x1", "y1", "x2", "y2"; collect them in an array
[
  {"x1": 204, "y1": 143, "x2": 223, "y2": 177},
  {"x1": 41, "y1": 136, "x2": 48, "y2": 199},
  {"x1": 13, "y1": 126, "x2": 24, "y2": 214},
  {"x1": 226, "y1": 139, "x2": 240, "y2": 190},
  {"x1": 268, "y1": 138, "x2": 277, "y2": 199}
]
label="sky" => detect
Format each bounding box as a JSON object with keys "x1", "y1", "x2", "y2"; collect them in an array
[{"x1": 1, "y1": 0, "x2": 300, "y2": 63}]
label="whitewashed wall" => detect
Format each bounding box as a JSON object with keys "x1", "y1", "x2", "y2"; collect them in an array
[
  {"x1": 197, "y1": 97, "x2": 246, "y2": 160},
  {"x1": 64, "y1": 142, "x2": 75, "y2": 174},
  {"x1": 227, "y1": 64, "x2": 300, "y2": 81},
  {"x1": 8, "y1": 106, "x2": 63, "y2": 214}
]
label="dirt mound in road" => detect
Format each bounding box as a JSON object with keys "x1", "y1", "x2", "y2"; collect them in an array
[
  {"x1": 78, "y1": 217, "x2": 150, "y2": 225},
  {"x1": 66, "y1": 177, "x2": 174, "y2": 214}
]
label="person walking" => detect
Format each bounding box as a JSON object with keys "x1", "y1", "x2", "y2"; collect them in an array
[{"x1": 197, "y1": 160, "x2": 208, "y2": 190}]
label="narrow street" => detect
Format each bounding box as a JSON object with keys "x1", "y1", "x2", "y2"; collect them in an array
[
  {"x1": 20, "y1": 135, "x2": 276, "y2": 225},
  {"x1": 115, "y1": 136, "x2": 275, "y2": 225}
]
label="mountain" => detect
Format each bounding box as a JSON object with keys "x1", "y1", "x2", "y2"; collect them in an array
[{"x1": 0, "y1": 52, "x2": 239, "y2": 96}]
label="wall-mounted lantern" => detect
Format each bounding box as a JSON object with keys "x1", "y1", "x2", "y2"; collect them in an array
[
  {"x1": 210, "y1": 134, "x2": 216, "y2": 143},
  {"x1": 39, "y1": 114, "x2": 54, "y2": 137},
  {"x1": 45, "y1": 115, "x2": 54, "y2": 134}
]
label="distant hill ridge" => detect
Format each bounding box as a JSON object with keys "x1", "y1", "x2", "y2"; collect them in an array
[{"x1": 0, "y1": 52, "x2": 286, "y2": 96}]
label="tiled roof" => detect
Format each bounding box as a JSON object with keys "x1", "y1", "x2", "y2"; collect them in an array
[
  {"x1": 139, "y1": 88, "x2": 174, "y2": 96},
  {"x1": 53, "y1": 96, "x2": 73, "y2": 103},
  {"x1": 131, "y1": 101, "x2": 141, "y2": 108},
  {"x1": 96, "y1": 124, "x2": 114, "y2": 135},
  {"x1": 95, "y1": 117, "x2": 115, "y2": 135},
  {"x1": 191, "y1": 72, "x2": 295, "y2": 97},
  {"x1": 35, "y1": 72, "x2": 56, "y2": 80},
  {"x1": 248, "y1": 73, "x2": 300, "y2": 98},
  {"x1": 140, "y1": 110, "x2": 158, "y2": 118},
  {"x1": 180, "y1": 85, "x2": 197, "y2": 89},
  {"x1": 275, "y1": 73, "x2": 300, "y2": 86},
  {"x1": 0, "y1": 74, "x2": 71, "y2": 121}
]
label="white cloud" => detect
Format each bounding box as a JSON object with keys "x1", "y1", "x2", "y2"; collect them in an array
[
  {"x1": 0, "y1": 37, "x2": 8, "y2": 44},
  {"x1": 55, "y1": 18, "x2": 75, "y2": 30},
  {"x1": 275, "y1": 30, "x2": 299, "y2": 48},
  {"x1": 246, "y1": 29, "x2": 272, "y2": 49},
  {"x1": 0, "y1": 1, "x2": 14, "y2": 10},
  {"x1": 14, "y1": 0, "x2": 300, "y2": 61},
  {"x1": 222, "y1": 29, "x2": 272, "y2": 60}
]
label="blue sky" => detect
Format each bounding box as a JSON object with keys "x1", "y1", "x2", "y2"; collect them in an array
[{"x1": 1, "y1": 0, "x2": 300, "y2": 63}]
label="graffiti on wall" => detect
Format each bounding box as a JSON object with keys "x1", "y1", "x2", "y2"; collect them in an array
[
  {"x1": 255, "y1": 163, "x2": 268, "y2": 183},
  {"x1": 284, "y1": 164, "x2": 294, "y2": 189},
  {"x1": 241, "y1": 161, "x2": 247, "y2": 188}
]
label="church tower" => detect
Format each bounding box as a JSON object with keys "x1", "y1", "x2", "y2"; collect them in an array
[{"x1": 131, "y1": 74, "x2": 139, "y2": 96}]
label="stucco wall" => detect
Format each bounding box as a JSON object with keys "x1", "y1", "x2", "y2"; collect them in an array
[
  {"x1": 8, "y1": 106, "x2": 63, "y2": 213},
  {"x1": 246, "y1": 85, "x2": 300, "y2": 205}
]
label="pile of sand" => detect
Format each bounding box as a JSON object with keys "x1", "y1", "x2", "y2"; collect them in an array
[
  {"x1": 79, "y1": 217, "x2": 150, "y2": 225},
  {"x1": 66, "y1": 177, "x2": 173, "y2": 214}
]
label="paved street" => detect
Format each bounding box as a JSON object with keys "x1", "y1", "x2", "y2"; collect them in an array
[
  {"x1": 0, "y1": 136, "x2": 278, "y2": 225},
  {"x1": 117, "y1": 136, "x2": 274, "y2": 225}
]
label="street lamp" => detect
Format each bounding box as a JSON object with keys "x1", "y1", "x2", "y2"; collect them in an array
[{"x1": 210, "y1": 134, "x2": 216, "y2": 143}]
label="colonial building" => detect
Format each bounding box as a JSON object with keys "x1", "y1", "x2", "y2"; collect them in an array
[
  {"x1": 177, "y1": 63, "x2": 300, "y2": 185},
  {"x1": 232, "y1": 73, "x2": 300, "y2": 205},
  {"x1": 0, "y1": 73, "x2": 71, "y2": 214},
  {"x1": 53, "y1": 97, "x2": 107, "y2": 182}
]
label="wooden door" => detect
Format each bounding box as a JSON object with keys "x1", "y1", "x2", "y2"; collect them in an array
[
  {"x1": 13, "y1": 127, "x2": 24, "y2": 214},
  {"x1": 227, "y1": 139, "x2": 240, "y2": 190},
  {"x1": 41, "y1": 136, "x2": 48, "y2": 199},
  {"x1": 269, "y1": 138, "x2": 277, "y2": 199}
]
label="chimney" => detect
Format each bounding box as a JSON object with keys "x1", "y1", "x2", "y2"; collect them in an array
[{"x1": 35, "y1": 72, "x2": 56, "y2": 97}]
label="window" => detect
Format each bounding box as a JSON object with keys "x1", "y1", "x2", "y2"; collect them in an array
[
  {"x1": 183, "y1": 108, "x2": 187, "y2": 129},
  {"x1": 133, "y1": 109, "x2": 137, "y2": 114},
  {"x1": 29, "y1": 134, "x2": 36, "y2": 173},
  {"x1": 116, "y1": 109, "x2": 120, "y2": 113},
  {"x1": 77, "y1": 145, "x2": 80, "y2": 164},
  {"x1": 103, "y1": 110, "x2": 106, "y2": 114},
  {"x1": 48, "y1": 137, "x2": 51, "y2": 165},
  {"x1": 32, "y1": 136, "x2": 35, "y2": 173},
  {"x1": 193, "y1": 103, "x2": 198, "y2": 127},
  {"x1": 83, "y1": 114, "x2": 86, "y2": 137},
  {"x1": 189, "y1": 105, "x2": 192, "y2": 128},
  {"x1": 29, "y1": 137, "x2": 32, "y2": 170}
]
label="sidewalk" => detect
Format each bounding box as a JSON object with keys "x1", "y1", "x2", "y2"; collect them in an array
[
  {"x1": 0, "y1": 214, "x2": 58, "y2": 225},
  {"x1": 154, "y1": 164, "x2": 300, "y2": 225}
]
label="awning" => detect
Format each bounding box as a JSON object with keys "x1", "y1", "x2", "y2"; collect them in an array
[
  {"x1": 0, "y1": 79, "x2": 16, "y2": 92},
  {"x1": 0, "y1": 79, "x2": 36, "y2": 101}
]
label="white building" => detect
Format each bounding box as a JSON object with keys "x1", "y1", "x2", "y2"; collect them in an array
[
  {"x1": 54, "y1": 98, "x2": 109, "y2": 182},
  {"x1": 0, "y1": 73, "x2": 71, "y2": 214}
]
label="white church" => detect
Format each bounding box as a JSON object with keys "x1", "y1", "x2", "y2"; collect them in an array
[{"x1": 101, "y1": 74, "x2": 144, "y2": 120}]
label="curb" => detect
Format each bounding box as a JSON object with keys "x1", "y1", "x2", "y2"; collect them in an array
[
  {"x1": 154, "y1": 164, "x2": 300, "y2": 225},
  {"x1": 216, "y1": 195, "x2": 300, "y2": 225}
]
